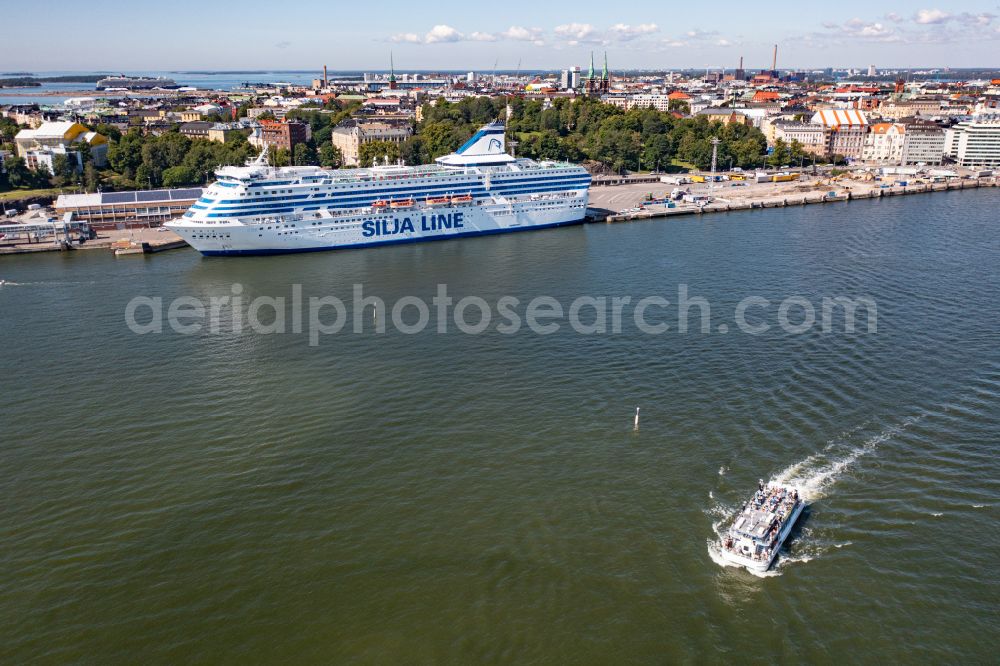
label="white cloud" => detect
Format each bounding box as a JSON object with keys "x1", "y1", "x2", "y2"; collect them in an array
[
  {"x1": 885, "y1": 12, "x2": 904, "y2": 23},
  {"x1": 554, "y1": 23, "x2": 596, "y2": 40},
  {"x1": 502, "y1": 25, "x2": 544, "y2": 41},
  {"x1": 469, "y1": 31, "x2": 497, "y2": 42},
  {"x1": 826, "y1": 18, "x2": 900, "y2": 41},
  {"x1": 610, "y1": 23, "x2": 659, "y2": 41},
  {"x1": 390, "y1": 32, "x2": 421, "y2": 44},
  {"x1": 914, "y1": 9, "x2": 950, "y2": 25},
  {"x1": 957, "y1": 12, "x2": 995, "y2": 26},
  {"x1": 424, "y1": 24, "x2": 464, "y2": 44}
]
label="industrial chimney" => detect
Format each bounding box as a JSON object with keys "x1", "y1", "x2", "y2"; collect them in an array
[{"x1": 323, "y1": 64, "x2": 328, "y2": 87}]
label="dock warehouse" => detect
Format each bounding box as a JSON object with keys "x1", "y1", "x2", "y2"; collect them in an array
[{"x1": 55, "y1": 188, "x2": 203, "y2": 229}]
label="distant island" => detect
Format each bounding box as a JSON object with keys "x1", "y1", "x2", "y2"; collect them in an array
[
  {"x1": 0, "y1": 75, "x2": 106, "y2": 88},
  {"x1": 174, "y1": 70, "x2": 271, "y2": 75}
]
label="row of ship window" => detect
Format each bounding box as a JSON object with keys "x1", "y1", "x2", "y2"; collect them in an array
[
  {"x1": 209, "y1": 170, "x2": 579, "y2": 202},
  {"x1": 198, "y1": 180, "x2": 590, "y2": 212}
]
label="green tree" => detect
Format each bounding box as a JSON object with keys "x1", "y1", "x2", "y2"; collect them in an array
[
  {"x1": 107, "y1": 131, "x2": 144, "y2": 178},
  {"x1": 358, "y1": 140, "x2": 401, "y2": 167},
  {"x1": 269, "y1": 146, "x2": 291, "y2": 167},
  {"x1": 668, "y1": 99, "x2": 691, "y2": 115},
  {"x1": 162, "y1": 165, "x2": 199, "y2": 187},
  {"x1": 318, "y1": 143, "x2": 343, "y2": 168},
  {"x1": 293, "y1": 142, "x2": 317, "y2": 166},
  {"x1": 4, "y1": 156, "x2": 33, "y2": 189},
  {"x1": 768, "y1": 138, "x2": 792, "y2": 168},
  {"x1": 83, "y1": 162, "x2": 99, "y2": 191},
  {"x1": 93, "y1": 123, "x2": 122, "y2": 142},
  {"x1": 0, "y1": 116, "x2": 21, "y2": 143},
  {"x1": 49, "y1": 154, "x2": 78, "y2": 188},
  {"x1": 135, "y1": 163, "x2": 159, "y2": 189}
]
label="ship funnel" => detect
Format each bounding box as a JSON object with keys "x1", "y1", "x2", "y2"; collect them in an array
[{"x1": 454, "y1": 122, "x2": 507, "y2": 157}]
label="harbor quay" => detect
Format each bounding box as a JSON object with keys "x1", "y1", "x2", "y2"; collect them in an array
[
  {"x1": 0, "y1": 221, "x2": 185, "y2": 256},
  {"x1": 1, "y1": 170, "x2": 996, "y2": 257},
  {"x1": 587, "y1": 169, "x2": 999, "y2": 222}
]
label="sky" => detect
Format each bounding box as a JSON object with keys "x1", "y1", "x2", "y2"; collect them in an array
[{"x1": 6, "y1": 0, "x2": 1000, "y2": 71}]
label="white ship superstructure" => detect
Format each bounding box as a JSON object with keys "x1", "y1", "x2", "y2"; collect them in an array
[
  {"x1": 719, "y1": 482, "x2": 805, "y2": 572},
  {"x1": 96, "y1": 75, "x2": 178, "y2": 90},
  {"x1": 166, "y1": 122, "x2": 591, "y2": 256}
]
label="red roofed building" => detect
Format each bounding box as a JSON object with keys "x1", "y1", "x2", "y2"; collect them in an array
[{"x1": 752, "y1": 91, "x2": 780, "y2": 103}]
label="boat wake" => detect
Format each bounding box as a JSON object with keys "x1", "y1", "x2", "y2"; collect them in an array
[
  {"x1": 708, "y1": 414, "x2": 925, "y2": 575},
  {"x1": 769, "y1": 413, "x2": 925, "y2": 501}
]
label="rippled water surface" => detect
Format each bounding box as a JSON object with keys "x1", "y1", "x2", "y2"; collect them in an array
[{"x1": 1, "y1": 191, "x2": 998, "y2": 663}]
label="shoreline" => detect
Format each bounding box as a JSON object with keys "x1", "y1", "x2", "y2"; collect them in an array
[
  {"x1": 1, "y1": 178, "x2": 995, "y2": 258},
  {"x1": 589, "y1": 175, "x2": 998, "y2": 223}
]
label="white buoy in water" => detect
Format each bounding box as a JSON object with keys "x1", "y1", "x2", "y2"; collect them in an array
[{"x1": 634, "y1": 407, "x2": 640, "y2": 431}]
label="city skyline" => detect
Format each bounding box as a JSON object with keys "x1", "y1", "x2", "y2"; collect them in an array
[{"x1": 6, "y1": 0, "x2": 1000, "y2": 71}]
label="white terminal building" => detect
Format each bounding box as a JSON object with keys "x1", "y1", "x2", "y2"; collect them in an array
[{"x1": 945, "y1": 122, "x2": 1000, "y2": 167}]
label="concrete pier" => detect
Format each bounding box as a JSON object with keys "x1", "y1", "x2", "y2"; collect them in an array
[
  {"x1": 590, "y1": 175, "x2": 997, "y2": 224},
  {"x1": 0, "y1": 227, "x2": 188, "y2": 256}
]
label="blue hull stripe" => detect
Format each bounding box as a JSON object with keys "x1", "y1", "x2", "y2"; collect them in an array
[{"x1": 197, "y1": 218, "x2": 585, "y2": 256}]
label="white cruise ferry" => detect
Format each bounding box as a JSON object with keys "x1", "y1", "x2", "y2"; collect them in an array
[
  {"x1": 718, "y1": 481, "x2": 805, "y2": 572},
  {"x1": 166, "y1": 122, "x2": 591, "y2": 256}
]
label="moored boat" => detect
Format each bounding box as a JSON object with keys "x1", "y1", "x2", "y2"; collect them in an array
[{"x1": 166, "y1": 121, "x2": 591, "y2": 256}]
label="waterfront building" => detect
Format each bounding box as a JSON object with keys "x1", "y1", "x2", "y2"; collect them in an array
[
  {"x1": 862, "y1": 123, "x2": 905, "y2": 164},
  {"x1": 331, "y1": 118, "x2": 413, "y2": 166},
  {"x1": 900, "y1": 120, "x2": 946, "y2": 166},
  {"x1": 811, "y1": 109, "x2": 869, "y2": 160},
  {"x1": 14, "y1": 121, "x2": 107, "y2": 167},
  {"x1": 771, "y1": 121, "x2": 826, "y2": 155},
  {"x1": 55, "y1": 187, "x2": 203, "y2": 229},
  {"x1": 944, "y1": 121, "x2": 1000, "y2": 167}
]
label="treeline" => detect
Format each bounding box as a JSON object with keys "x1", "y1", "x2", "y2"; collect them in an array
[
  {"x1": 100, "y1": 98, "x2": 361, "y2": 188},
  {"x1": 365, "y1": 97, "x2": 778, "y2": 172},
  {"x1": 0, "y1": 75, "x2": 105, "y2": 87},
  {"x1": 105, "y1": 127, "x2": 258, "y2": 188}
]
